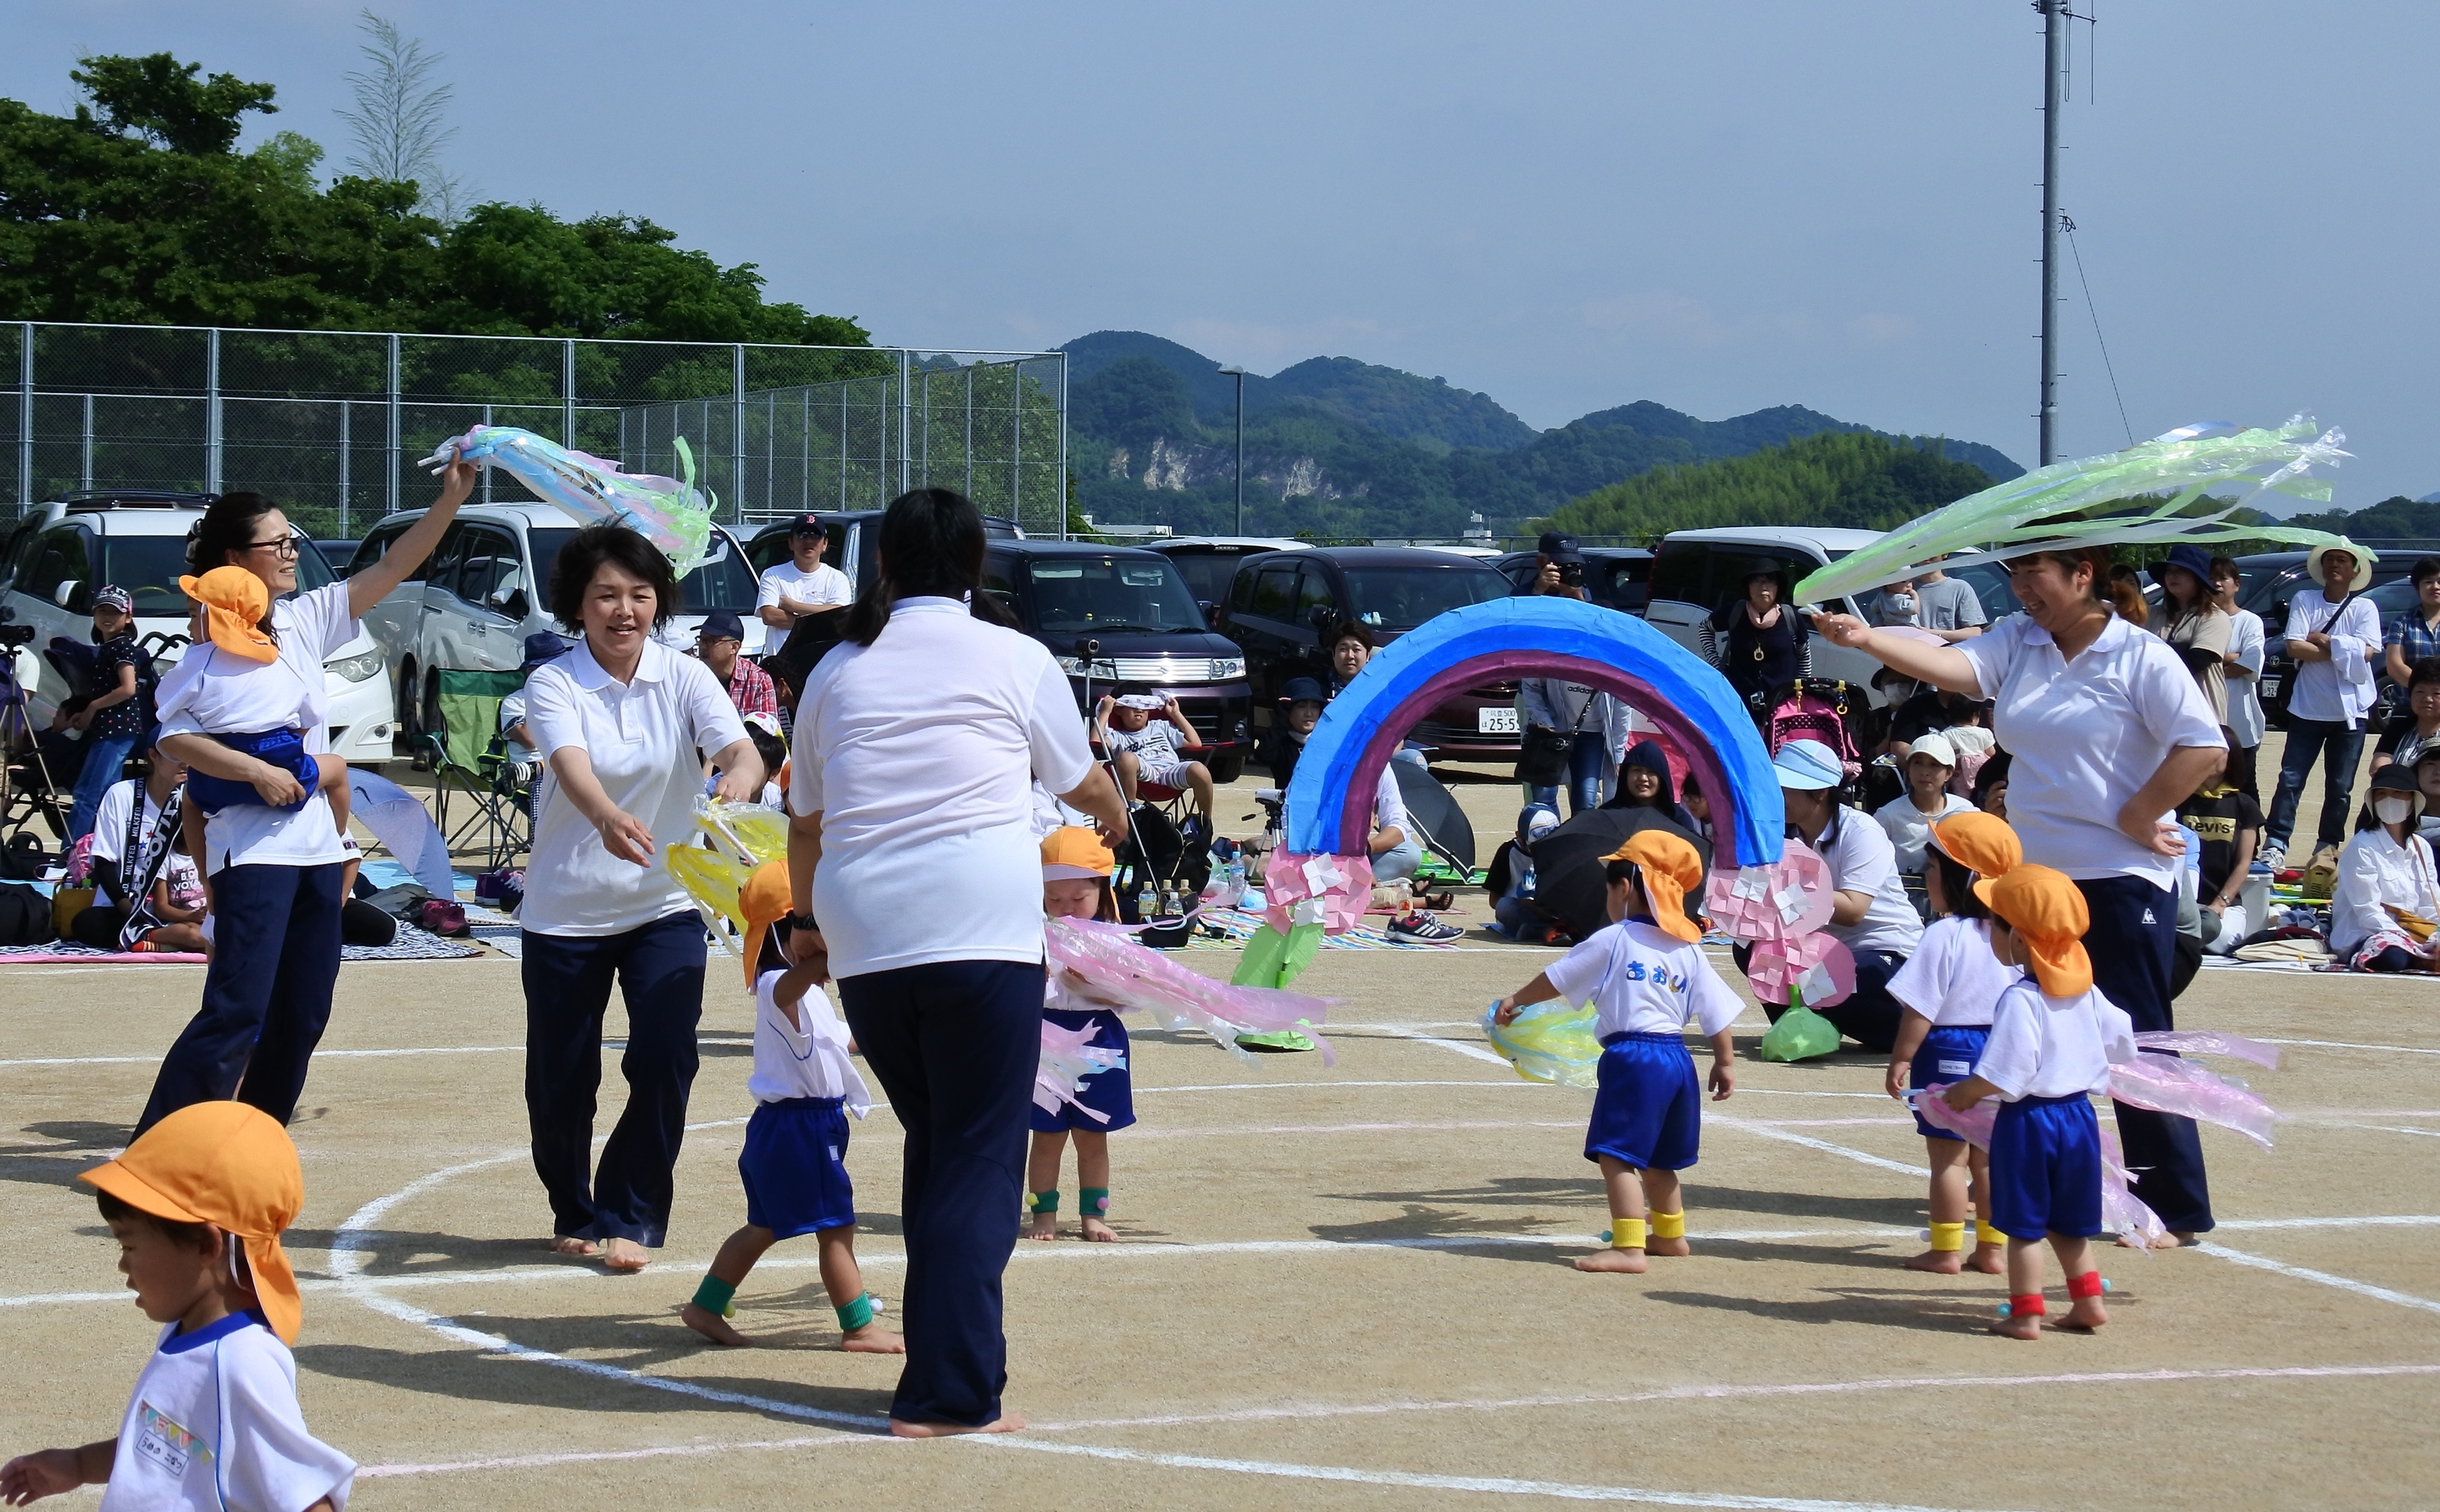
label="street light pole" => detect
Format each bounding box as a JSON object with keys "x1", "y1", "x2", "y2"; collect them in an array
[
  {"x1": 1218, "y1": 366, "x2": 1246, "y2": 534},
  {"x1": 2037, "y1": 0, "x2": 2066, "y2": 467}
]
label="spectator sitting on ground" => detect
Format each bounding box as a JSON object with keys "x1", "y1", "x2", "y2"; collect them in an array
[
  {"x1": 2177, "y1": 768, "x2": 2264, "y2": 957},
  {"x1": 73, "y1": 743, "x2": 206, "y2": 953},
  {"x1": 2371, "y1": 656, "x2": 2440, "y2": 774},
  {"x1": 2329, "y1": 763, "x2": 2440, "y2": 972},
  {"x1": 1262, "y1": 677, "x2": 1328, "y2": 791},
  {"x1": 1599, "y1": 739, "x2": 1700, "y2": 835},
  {"x1": 1680, "y1": 774, "x2": 1712, "y2": 843},
  {"x1": 697, "y1": 610, "x2": 777, "y2": 721},
  {"x1": 1485, "y1": 802, "x2": 1562, "y2": 941},
  {"x1": 1096, "y1": 692, "x2": 1213, "y2": 834},
  {"x1": 755, "y1": 512, "x2": 853, "y2": 631},
  {"x1": 1873, "y1": 731, "x2": 1974, "y2": 874}
]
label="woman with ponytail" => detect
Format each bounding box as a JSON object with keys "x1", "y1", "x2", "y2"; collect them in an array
[
  {"x1": 1810, "y1": 546, "x2": 2228, "y2": 1245},
  {"x1": 784, "y1": 489, "x2": 1127, "y2": 1437}
]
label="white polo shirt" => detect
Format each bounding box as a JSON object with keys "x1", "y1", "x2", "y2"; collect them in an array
[
  {"x1": 522, "y1": 637, "x2": 748, "y2": 936},
  {"x1": 747, "y1": 969, "x2": 873, "y2": 1114},
  {"x1": 1973, "y1": 978, "x2": 2137, "y2": 1100},
  {"x1": 1543, "y1": 918, "x2": 1744, "y2": 1039},
  {"x1": 1886, "y1": 916, "x2": 2020, "y2": 1029},
  {"x1": 103, "y1": 1310, "x2": 355, "y2": 1512},
  {"x1": 757, "y1": 561, "x2": 854, "y2": 613},
  {"x1": 1815, "y1": 804, "x2": 1924, "y2": 959},
  {"x1": 791, "y1": 597, "x2": 1096, "y2": 978},
  {"x1": 1957, "y1": 612, "x2": 2226, "y2": 889},
  {"x1": 152, "y1": 583, "x2": 357, "y2": 874},
  {"x1": 1873, "y1": 789, "x2": 1975, "y2": 872}
]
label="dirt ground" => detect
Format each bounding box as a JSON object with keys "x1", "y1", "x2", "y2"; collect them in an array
[{"x1": 6, "y1": 736, "x2": 2435, "y2": 1510}]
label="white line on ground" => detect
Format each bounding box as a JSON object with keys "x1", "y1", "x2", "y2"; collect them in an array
[
  {"x1": 1711, "y1": 1121, "x2": 1928, "y2": 1177},
  {"x1": 358, "y1": 1432, "x2": 886, "y2": 1478},
  {"x1": 2194, "y1": 1243, "x2": 2440, "y2": 1316},
  {"x1": 1352, "y1": 1022, "x2": 1512, "y2": 1066},
  {"x1": 2258, "y1": 1037, "x2": 2440, "y2": 1057},
  {"x1": 0, "y1": 1045, "x2": 525, "y2": 1068}
]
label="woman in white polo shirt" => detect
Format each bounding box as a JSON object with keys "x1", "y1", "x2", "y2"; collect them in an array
[
  {"x1": 785, "y1": 490, "x2": 1125, "y2": 1437},
  {"x1": 1813, "y1": 546, "x2": 2227, "y2": 1243},
  {"x1": 521, "y1": 525, "x2": 764, "y2": 1272},
  {"x1": 1771, "y1": 737, "x2": 1922, "y2": 1052},
  {"x1": 141, "y1": 470, "x2": 472, "y2": 1134}
]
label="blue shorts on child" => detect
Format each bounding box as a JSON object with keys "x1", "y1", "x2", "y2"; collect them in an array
[
  {"x1": 184, "y1": 728, "x2": 320, "y2": 814},
  {"x1": 1988, "y1": 1093, "x2": 2103, "y2": 1240},
  {"x1": 1029, "y1": 1007, "x2": 1134, "y2": 1133},
  {"x1": 1908, "y1": 1024, "x2": 1990, "y2": 1140},
  {"x1": 740, "y1": 1096, "x2": 856, "y2": 1239},
  {"x1": 1585, "y1": 1031, "x2": 1701, "y2": 1171}
]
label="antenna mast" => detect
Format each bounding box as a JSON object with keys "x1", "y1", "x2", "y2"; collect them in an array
[{"x1": 2037, "y1": 0, "x2": 2066, "y2": 466}]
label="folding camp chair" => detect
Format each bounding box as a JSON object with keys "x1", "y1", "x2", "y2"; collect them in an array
[{"x1": 411, "y1": 667, "x2": 533, "y2": 872}]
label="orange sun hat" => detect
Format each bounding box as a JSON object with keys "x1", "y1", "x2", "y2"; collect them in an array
[
  {"x1": 738, "y1": 859, "x2": 794, "y2": 989},
  {"x1": 1927, "y1": 810, "x2": 2021, "y2": 879},
  {"x1": 80, "y1": 1102, "x2": 306, "y2": 1343},
  {"x1": 1041, "y1": 826, "x2": 1115, "y2": 881},
  {"x1": 179, "y1": 567, "x2": 277, "y2": 664},
  {"x1": 1601, "y1": 829, "x2": 1705, "y2": 944},
  {"x1": 1973, "y1": 864, "x2": 2093, "y2": 997}
]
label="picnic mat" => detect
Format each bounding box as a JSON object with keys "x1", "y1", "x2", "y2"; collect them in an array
[
  {"x1": 0, "y1": 921, "x2": 483, "y2": 966},
  {"x1": 1186, "y1": 906, "x2": 1462, "y2": 951}
]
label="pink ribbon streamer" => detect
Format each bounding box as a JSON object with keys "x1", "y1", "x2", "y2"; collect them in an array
[{"x1": 1045, "y1": 916, "x2": 1336, "y2": 1065}]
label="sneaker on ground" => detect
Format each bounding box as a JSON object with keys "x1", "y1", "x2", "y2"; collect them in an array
[{"x1": 1389, "y1": 914, "x2": 1461, "y2": 942}]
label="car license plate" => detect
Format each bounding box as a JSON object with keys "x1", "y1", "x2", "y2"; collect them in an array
[
  {"x1": 2261, "y1": 676, "x2": 2281, "y2": 699},
  {"x1": 1478, "y1": 706, "x2": 1520, "y2": 734}
]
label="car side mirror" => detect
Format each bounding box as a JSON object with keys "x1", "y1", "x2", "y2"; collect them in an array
[
  {"x1": 1307, "y1": 606, "x2": 1335, "y2": 632},
  {"x1": 53, "y1": 579, "x2": 80, "y2": 610}
]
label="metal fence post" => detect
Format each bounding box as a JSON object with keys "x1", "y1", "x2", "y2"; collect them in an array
[
  {"x1": 80, "y1": 393, "x2": 93, "y2": 491},
  {"x1": 563, "y1": 338, "x2": 576, "y2": 447},
  {"x1": 338, "y1": 401, "x2": 351, "y2": 534},
  {"x1": 965, "y1": 365, "x2": 974, "y2": 501},
  {"x1": 16, "y1": 323, "x2": 30, "y2": 510},
  {"x1": 385, "y1": 333, "x2": 400, "y2": 515},
  {"x1": 733, "y1": 344, "x2": 746, "y2": 521},
  {"x1": 897, "y1": 349, "x2": 912, "y2": 498},
  {"x1": 839, "y1": 382, "x2": 848, "y2": 511},
  {"x1": 1011, "y1": 360, "x2": 1022, "y2": 527},
  {"x1": 1056, "y1": 353, "x2": 1068, "y2": 540},
  {"x1": 205, "y1": 327, "x2": 222, "y2": 495},
  {"x1": 800, "y1": 385, "x2": 811, "y2": 512}
]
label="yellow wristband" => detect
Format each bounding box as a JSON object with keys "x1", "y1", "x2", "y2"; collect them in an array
[
  {"x1": 1650, "y1": 1210, "x2": 1686, "y2": 1242},
  {"x1": 1928, "y1": 1221, "x2": 1966, "y2": 1253},
  {"x1": 1607, "y1": 1219, "x2": 1646, "y2": 1250},
  {"x1": 1976, "y1": 1219, "x2": 2005, "y2": 1248}
]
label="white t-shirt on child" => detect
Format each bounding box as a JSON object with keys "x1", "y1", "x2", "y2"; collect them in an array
[
  {"x1": 1104, "y1": 719, "x2": 1183, "y2": 767},
  {"x1": 1885, "y1": 916, "x2": 2021, "y2": 1030},
  {"x1": 1542, "y1": 918, "x2": 1744, "y2": 1040},
  {"x1": 1973, "y1": 979, "x2": 2138, "y2": 1101},
  {"x1": 747, "y1": 968, "x2": 873, "y2": 1115},
  {"x1": 103, "y1": 1310, "x2": 354, "y2": 1512}
]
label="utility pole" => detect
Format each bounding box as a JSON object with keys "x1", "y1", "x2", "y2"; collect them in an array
[
  {"x1": 2038, "y1": 0, "x2": 2066, "y2": 467},
  {"x1": 1218, "y1": 367, "x2": 1247, "y2": 534}
]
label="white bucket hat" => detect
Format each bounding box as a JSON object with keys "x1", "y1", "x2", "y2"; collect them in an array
[{"x1": 2306, "y1": 537, "x2": 2376, "y2": 592}]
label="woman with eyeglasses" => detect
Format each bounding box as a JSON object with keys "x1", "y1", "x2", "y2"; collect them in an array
[{"x1": 138, "y1": 467, "x2": 474, "y2": 1134}]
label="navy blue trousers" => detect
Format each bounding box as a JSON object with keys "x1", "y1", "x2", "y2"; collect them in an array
[
  {"x1": 520, "y1": 911, "x2": 707, "y2": 1247},
  {"x1": 138, "y1": 862, "x2": 343, "y2": 1134},
  {"x1": 2077, "y1": 873, "x2": 2214, "y2": 1234},
  {"x1": 840, "y1": 958, "x2": 1043, "y2": 1428}
]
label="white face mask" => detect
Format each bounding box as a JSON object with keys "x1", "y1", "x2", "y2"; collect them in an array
[
  {"x1": 2376, "y1": 796, "x2": 2415, "y2": 825},
  {"x1": 1884, "y1": 593, "x2": 1916, "y2": 616}
]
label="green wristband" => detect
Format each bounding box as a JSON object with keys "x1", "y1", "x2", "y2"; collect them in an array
[
  {"x1": 835, "y1": 1291, "x2": 874, "y2": 1332},
  {"x1": 691, "y1": 1275, "x2": 738, "y2": 1319}
]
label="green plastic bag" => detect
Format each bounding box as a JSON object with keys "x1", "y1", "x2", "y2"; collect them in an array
[
  {"x1": 1757, "y1": 989, "x2": 1841, "y2": 1063},
  {"x1": 1231, "y1": 922, "x2": 1324, "y2": 1052}
]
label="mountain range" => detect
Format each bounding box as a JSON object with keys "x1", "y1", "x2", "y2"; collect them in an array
[{"x1": 1059, "y1": 330, "x2": 2024, "y2": 540}]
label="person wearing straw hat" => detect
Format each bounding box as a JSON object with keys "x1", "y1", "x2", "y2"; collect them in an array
[
  {"x1": 1493, "y1": 830, "x2": 1739, "y2": 1275},
  {"x1": 1937, "y1": 866, "x2": 2137, "y2": 1339},
  {"x1": 2265, "y1": 537, "x2": 2382, "y2": 869},
  {"x1": 679, "y1": 862, "x2": 901, "y2": 1354},
  {"x1": 0, "y1": 1102, "x2": 352, "y2": 1510},
  {"x1": 1884, "y1": 811, "x2": 2022, "y2": 1276}
]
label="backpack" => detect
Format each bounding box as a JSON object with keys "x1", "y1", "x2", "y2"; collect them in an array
[{"x1": 0, "y1": 882, "x2": 57, "y2": 946}]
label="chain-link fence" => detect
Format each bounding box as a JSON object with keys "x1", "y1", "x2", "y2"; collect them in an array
[{"x1": 0, "y1": 323, "x2": 1068, "y2": 540}]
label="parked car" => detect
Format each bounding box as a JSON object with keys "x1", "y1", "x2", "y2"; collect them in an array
[
  {"x1": 1144, "y1": 537, "x2": 1306, "y2": 621},
  {"x1": 983, "y1": 540, "x2": 1254, "y2": 780},
  {"x1": 744, "y1": 510, "x2": 1023, "y2": 601},
  {"x1": 1217, "y1": 546, "x2": 1517, "y2": 757},
  {"x1": 1644, "y1": 527, "x2": 1900, "y2": 701},
  {"x1": 318, "y1": 539, "x2": 362, "y2": 571},
  {"x1": 349, "y1": 502, "x2": 759, "y2": 746},
  {"x1": 0, "y1": 492, "x2": 396, "y2": 766},
  {"x1": 2237, "y1": 550, "x2": 2421, "y2": 728},
  {"x1": 1492, "y1": 546, "x2": 1655, "y2": 614}
]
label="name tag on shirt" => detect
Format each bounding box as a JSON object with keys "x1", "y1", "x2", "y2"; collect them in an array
[
  {"x1": 1936, "y1": 1059, "x2": 1973, "y2": 1077},
  {"x1": 136, "y1": 1401, "x2": 202, "y2": 1479}
]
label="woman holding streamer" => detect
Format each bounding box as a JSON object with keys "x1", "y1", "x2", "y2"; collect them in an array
[
  {"x1": 518, "y1": 524, "x2": 766, "y2": 1274},
  {"x1": 139, "y1": 468, "x2": 472, "y2": 1135},
  {"x1": 785, "y1": 489, "x2": 1127, "y2": 1437},
  {"x1": 1813, "y1": 547, "x2": 2227, "y2": 1243}
]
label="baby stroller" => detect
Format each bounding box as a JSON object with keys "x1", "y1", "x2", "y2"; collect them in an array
[{"x1": 1758, "y1": 678, "x2": 1866, "y2": 784}]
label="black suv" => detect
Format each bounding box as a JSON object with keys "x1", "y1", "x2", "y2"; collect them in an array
[
  {"x1": 984, "y1": 540, "x2": 1255, "y2": 780},
  {"x1": 746, "y1": 510, "x2": 1023, "y2": 597},
  {"x1": 1216, "y1": 546, "x2": 1516, "y2": 756}
]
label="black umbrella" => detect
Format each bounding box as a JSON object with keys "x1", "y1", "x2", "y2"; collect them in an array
[
  {"x1": 1390, "y1": 759, "x2": 1476, "y2": 874},
  {"x1": 1528, "y1": 806, "x2": 1711, "y2": 945}
]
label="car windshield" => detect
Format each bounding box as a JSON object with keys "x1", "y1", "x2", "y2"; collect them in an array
[
  {"x1": 527, "y1": 527, "x2": 757, "y2": 614},
  {"x1": 1023, "y1": 556, "x2": 1205, "y2": 634},
  {"x1": 1165, "y1": 551, "x2": 1246, "y2": 607},
  {"x1": 1343, "y1": 565, "x2": 1509, "y2": 629},
  {"x1": 101, "y1": 534, "x2": 331, "y2": 617},
  {"x1": 2240, "y1": 565, "x2": 2308, "y2": 617}
]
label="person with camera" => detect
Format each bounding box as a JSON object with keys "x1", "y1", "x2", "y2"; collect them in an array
[{"x1": 1516, "y1": 534, "x2": 1627, "y2": 815}]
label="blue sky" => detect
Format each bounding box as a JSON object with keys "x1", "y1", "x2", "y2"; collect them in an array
[{"x1": 10, "y1": 2, "x2": 2432, "y2": 506}]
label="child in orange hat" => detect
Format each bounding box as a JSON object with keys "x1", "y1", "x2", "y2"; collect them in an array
[
  {"x1": 0, "y1": 1102, "x2": 353, "y2": 1510},
  {"x1": 679, "y1": 861, "x2": 902, "y2": 1354},
  {"x1": 1884, "y1": 811, "x2": 2023, "y2": 1276},
  {"x1": 1028, "y1": 826, "x2": 1130, "y2": 1242},
  {"x1": 1493, "y1": 829, "x2": 1739, "y2": 1274},
  {"x1": 1938, "y1": 864, "x2": 2138, "y2": 1338}
]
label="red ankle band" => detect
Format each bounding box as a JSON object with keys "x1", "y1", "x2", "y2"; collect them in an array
[
  {"x1": 2010, "y1": 1292, "x2": 2047, "y2": 1316},
  {"x1": 2067, "y1": 1271, "x2": 2104, "y2": 1300}
]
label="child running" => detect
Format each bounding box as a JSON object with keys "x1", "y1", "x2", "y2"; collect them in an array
[
  {"x1": 166, "y1": 567, "x2": 352, "y2": 840},
  {"x1": 1884, "y1": 811, "x2": 2021, "y2": 1275},
  {"x1": 680, "y1": 861, "x2": 903, "y2": 1353},
  {"x1": 1493, "y1": 830, "x2": 1738, "y2": 1273},
  {"x1": 1938, "y1": 865, "x2": 2134, "y2": 1338},
  {"x1": 1, "y1": 1102, "x2": 353, "y2": 1510},
  {"x1": 1029, "y1": 826, "x2": 1132, "y2": 1242}
]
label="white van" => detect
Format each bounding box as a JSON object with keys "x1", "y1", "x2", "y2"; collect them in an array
[
  {"x1": 347, "y1": 502, "x2": 758, "y2": 747},
  {"x1": 0, "y1": 493, "x2": 397, "y2": 765}
]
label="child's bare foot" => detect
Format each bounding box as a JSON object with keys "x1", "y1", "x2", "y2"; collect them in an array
[
  {"x1": 1024, "y1": 1211, "x2": 1057, "y2": 1241},
  {"x1": 1080, "y1": 1216, "x2": 1117, "y2": 1243},
  {"x1": 548, "y1": 1235, "x2": 601, "y2": 1259},
  {"x1": 842, "y1": 1321, "x2": 907, "y2": 1354},
  {"x1": 2118, "y1": 1230, "x2": 2186, "y2": 1249},
  {"x1": 1646, "y1": 1235, "x2": 1690, "y2": 1258},
  {"x1": 681, "y1": 1302, "x2": 755, "y2": 1347},
  {"x1": 602, "y1": 1237, "x2": 651, "y2": 1271},
  {"x1": 1573, "y1": 1248, "x2": 1648, "y2": 1273},
  {"x1": 2058, "y1": 1296, "x2": 2110, "y2": 1332},
  {"x1": 889, "y1": 1411, "x2": 1025, "y2": 1437},
  {"x1": 1988, "y1": 1311, "x2": 2043, "y2": 1340},
  {"x1": 1902, "y1": 1248, "x2": 1964, "y2": 1274},
  {"x1": 1967, "y1": 1243, "x2": 2007, "y2": 1274}
]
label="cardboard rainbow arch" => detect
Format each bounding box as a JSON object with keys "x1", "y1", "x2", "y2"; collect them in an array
[{"x1": 1282, "y1": 595, "x2": 1784, "y2": 868}]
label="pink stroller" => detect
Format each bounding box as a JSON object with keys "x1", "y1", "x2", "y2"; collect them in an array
[{"x1": 1761, "y1": 679, "x2": 1866, "y2": 783}]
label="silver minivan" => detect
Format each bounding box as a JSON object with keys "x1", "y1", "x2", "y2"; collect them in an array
[{"x1": 347, "y1": 502, "x2": 759, "y2": 745}]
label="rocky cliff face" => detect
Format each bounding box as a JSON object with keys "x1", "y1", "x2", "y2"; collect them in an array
[{"x1": 1108, "y1": 437, "x2": 1347, "y2": 500}]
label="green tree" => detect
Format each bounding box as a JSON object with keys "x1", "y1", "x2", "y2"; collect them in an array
[{"x1": 1543, "y1": 431, "x2": 1996, "y2": 542}]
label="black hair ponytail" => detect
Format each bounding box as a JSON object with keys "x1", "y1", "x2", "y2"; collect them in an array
[{"x1": 840, "y1": 488, "x2": 1015, "y2": 647}]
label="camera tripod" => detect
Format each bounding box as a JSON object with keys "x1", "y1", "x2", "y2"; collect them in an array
[{"x1": 0, "y1": 647, "x2": 69, "y2": 870}]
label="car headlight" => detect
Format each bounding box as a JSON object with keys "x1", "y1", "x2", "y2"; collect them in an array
[
  {"x1": 325, "y1": 649, "x2": 386, "y2": 684},
  {"x1": 1207, "y1": 656, "x2": 1245, "y2": 679}
]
